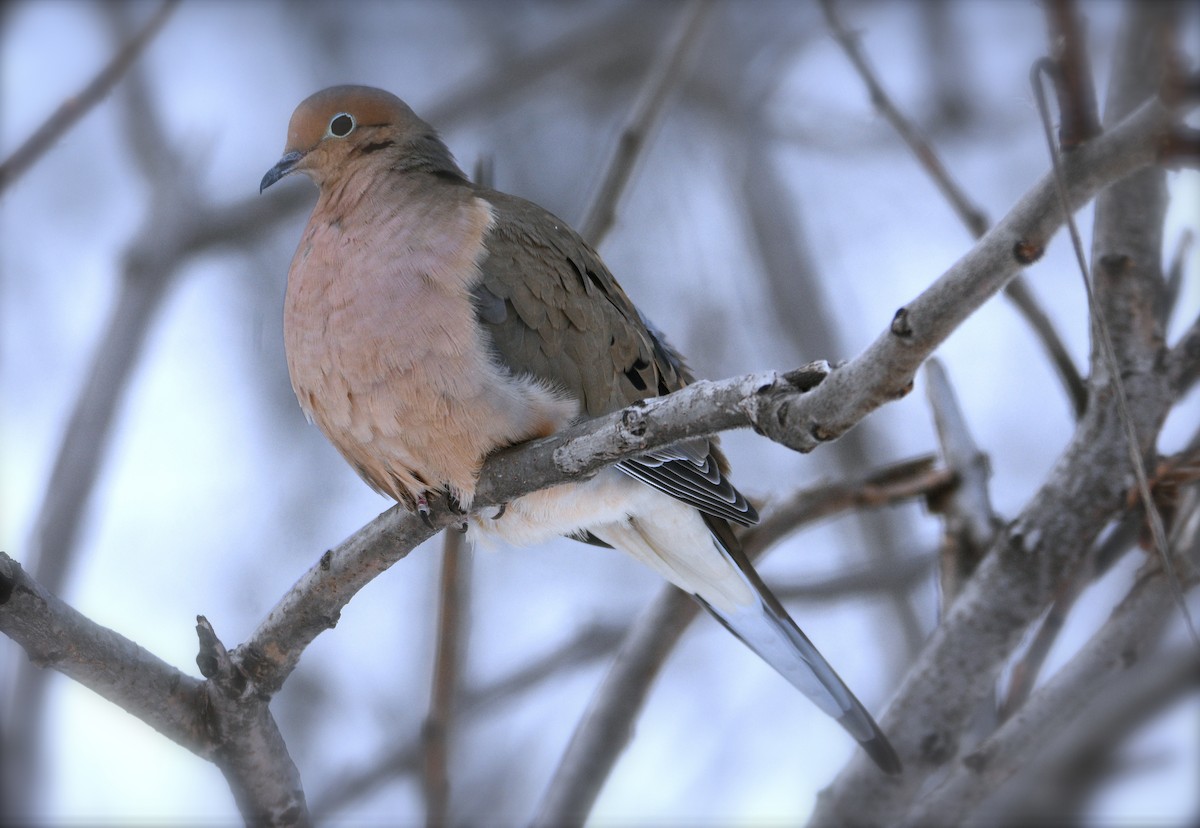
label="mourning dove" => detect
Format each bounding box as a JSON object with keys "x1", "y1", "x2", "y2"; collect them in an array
[{"x1": 261, "y1": 85, "x2": 900, "y2": 774}]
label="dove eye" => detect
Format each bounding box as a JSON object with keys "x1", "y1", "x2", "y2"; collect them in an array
[{"x1": 328, "y1": 113, "x2": 356, "y2": 138}]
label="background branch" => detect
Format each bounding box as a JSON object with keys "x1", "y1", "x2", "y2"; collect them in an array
[{"x1": 0, "y1": 1, "x2": 178, "y2": 194}]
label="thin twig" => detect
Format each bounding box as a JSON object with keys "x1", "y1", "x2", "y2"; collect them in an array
[
  {"x1": 998, "y1": 509, "x2": 1140, "y2": 720},
  {"x1": 310, "y1": 622, "x2": 627, "y2": 820},
  {"x1": 421, "y1": 530, "x2": 470, "y2": 828},
  {"x1": 819, "y1": 0, "x2": 1087, "y2": 414},
  {"x1": 1031, "y1": 62, "x2": 1199, "y2": 652},
  {"x1": 818, "y1": 0, "x2": 988, "y2": 236},
  {"x1": 0, "y1": 1, "x2": 178, "y2": 194},
  {"x1": 739, "y1": 455, "x2": 951, "y2": 559},
  {"x1": 924, "y1": 360, "x2": 999, "y2": 607},
  {"x1": 773, "y1": 553, "x2": 935, "y2": 604},
  {"x1": 578, "y1": 0, "x2": 714, "y2": 244},
  {"x1": 1001, "y1": 278, "x2": 1088, "y2": 417}
]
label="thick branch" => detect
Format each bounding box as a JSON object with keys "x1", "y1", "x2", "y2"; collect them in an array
[
  {"x1": 900, "y1": 545, "x2": 1197, "y2": 826},
  {"x1": 0, "y1": 552, "x2": 208, "y2": 756},
  {"x1": 196, "y1": 617, "x2": 309, "y2": 827},
  {"x1": 810, "y1": 12, "x2": 1191, "y2": 823}
]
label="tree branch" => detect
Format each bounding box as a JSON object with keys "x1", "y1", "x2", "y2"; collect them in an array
[
  {"x1": 1042, "y1": 0, "x2": 1103, "y2": 149},
  {"x1": 0, "y1": 1, "x2": 178, "y2": 194},
  {"x1": 899, "y1": 521, "x2": 1198, "y2": 826},
  {"x1": 810, "y1": 8, "x2": 1193, "y2": 822},
  {"x1": 578, "y1": 0, "x2": 714, "y2": 244},
  {"x1": 820, "y1": 0, "x2": 1087, "y2": 416},
  {"x1": 924, "y1": 359, "x2": 999, "y2": 606},
  {"x1": 0, "y1": 552, "x2": 208, "y2": 754},
  {"x1": 421, "y1": 531, "x2": 470, "y2": 828},
  {"x1": 0, "y1": 552, "x2": 312, "y2": 826},
  {"x1": 196, "y1": 617, "x2": 310, "y2": 827}
]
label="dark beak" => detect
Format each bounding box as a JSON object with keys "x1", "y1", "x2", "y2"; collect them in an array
[{"x1": 260, "y1": 150, "x2": 305, "y2": 193}]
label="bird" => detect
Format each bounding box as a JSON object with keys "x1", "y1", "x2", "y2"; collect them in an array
[{"x1": 261, "y1": 85, "x2": 900, "y2": 775}]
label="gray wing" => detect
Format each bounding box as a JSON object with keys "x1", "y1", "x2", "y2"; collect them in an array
[{"x1": 472, "y1": 187, "x2": 757, "y2": 526}]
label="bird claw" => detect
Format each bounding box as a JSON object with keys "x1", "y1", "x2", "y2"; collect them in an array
[
  {"x1": 491, "y1": 502, "x2": 507, "y2": 520},
  {"x1": 416, "y1": 493, "x2": 434, "y2": 528}
]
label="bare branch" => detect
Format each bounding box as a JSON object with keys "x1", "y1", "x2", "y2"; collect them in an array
[
  {"x1": 310, "y1": 622, "x2": 627, "y2": 819},
  {"x1": 421, "y1": 531, "x2": 470, "y2": 828},
  {"x1": 998, "y1": 510, "x2": 1139, "y2": 720},
  {"x1": 196, "y1": 617, "x2": 310, "y2": 827},
  {"x1": 1042, "y1": 0, "x2": 1103, "y2": 149},
  {"x1": 819, "y1": 0, "x2": 1088, "y2": 415},
  {"x1": 0, "y1": 552, "x2": 208, "y2": 754},
  {"x1": 0, "y1": 1, "x2": 178, "y2": 194},
  {"x1": 773, "y1": 554, "x2": 935, "y2": 605},
  {"x1": 985, "y1": 648, "x2": 1200, "y2": 825},
  {"x1": 1, "y1": 552, "x2": 312, "y2": 827},
  {"x1": 740, "y1": 455, "x2": 951, "y2": 559},
  {"x1": 810, "y1": 12, "x2": 1195, "y2": 821},
  {"x1": 817, "y1": 0, "x2": 988, "y2": 236},
  {"x1": 1168, "y1": 311, "x2": 1200, "y2": 394},
  {"x1": 899, "y1": 525, "x2": 1198, "y2": 827},
  {"x1": 578, "y1": 0, "x2": 714, "y2": 245},
  {"x1": 924, "y1": 359, "x2": 998, "y2": 606}
]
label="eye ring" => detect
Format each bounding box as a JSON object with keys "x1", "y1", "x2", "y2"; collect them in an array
[{"x1": 328, "y1": 112, "x2": 356, "y2": 138}]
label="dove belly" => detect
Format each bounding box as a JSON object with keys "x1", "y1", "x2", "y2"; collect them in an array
[
  {"x1": 470, "y1": 471, "x2": 756, "y2": 614},
  {"x1": 283, "y1": 197, "x2": 576, "y2": 508}
]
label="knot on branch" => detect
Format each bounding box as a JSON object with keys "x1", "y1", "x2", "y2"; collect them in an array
[
  {"x1": 196, "y1": 615, "x2": 250, "y2": 699},
  {"x1": 742, "y1": 362, "x2": 833, "y2": 453},
  {"x1": 1013, "y1": 239, "x2": 1046, "y2": 265}
]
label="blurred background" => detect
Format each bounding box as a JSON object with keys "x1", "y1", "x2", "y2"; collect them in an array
[{"x1": 2, "y1": 0, "x2": 1197, "y2": 824}]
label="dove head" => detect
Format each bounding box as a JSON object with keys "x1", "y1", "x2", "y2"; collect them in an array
[{"x1": 260, "y1": 85, "x2": 463, "y2": 192}]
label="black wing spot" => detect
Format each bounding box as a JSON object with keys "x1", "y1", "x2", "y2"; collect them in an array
[
  {"x1": 625, "y1": 366, "x2": 648, "y2": 391},
  {"x1": 585, "y1": 268, "x2": 613, "y2": 299}
]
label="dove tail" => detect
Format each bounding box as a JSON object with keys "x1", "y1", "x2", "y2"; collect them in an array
[{"x1": 699, "y1": 516, "x2": 902, "y2": 775}]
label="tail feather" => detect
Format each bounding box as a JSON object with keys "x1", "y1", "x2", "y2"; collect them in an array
[{"x1": 701, "y1": 515, "x2": 902, "y2": 775}]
